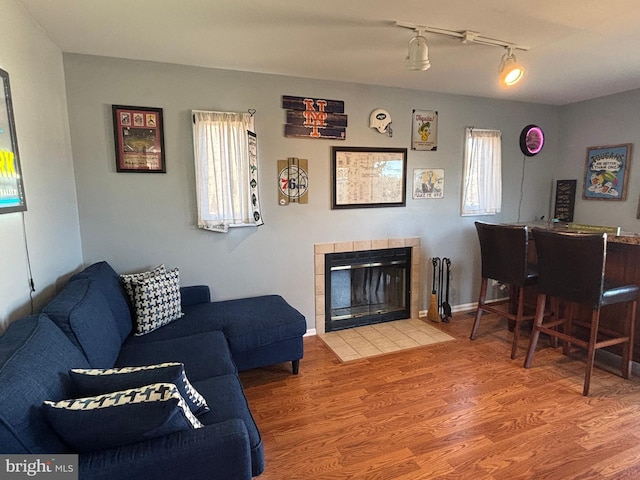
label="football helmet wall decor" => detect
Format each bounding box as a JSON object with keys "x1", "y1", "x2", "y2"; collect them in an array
[{"x1": 369, "y1": 109, "x2": 392, "y2": 137}]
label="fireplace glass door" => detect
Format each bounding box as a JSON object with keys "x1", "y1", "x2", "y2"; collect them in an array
[{"x1": 325, "y1": 247, "x2": 411, "y2": 332}]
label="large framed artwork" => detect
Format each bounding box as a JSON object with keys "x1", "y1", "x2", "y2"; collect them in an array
[
  {"x1": 331, "y1": 146, "x2": 407, "y2": 209},
  {"x1": 0, "y1": 68, "x2": 27, "y2": 214},
  {"x1": 583, "y1": 143, "x2": 632, "y2": 200},
  {"x1": 112, "y1": 105, "x2": 166, "y2": 172}
]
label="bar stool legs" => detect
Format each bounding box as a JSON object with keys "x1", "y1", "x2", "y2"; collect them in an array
[{"x1": 525, "y1": 294, "x2": 637, "y2": 396}]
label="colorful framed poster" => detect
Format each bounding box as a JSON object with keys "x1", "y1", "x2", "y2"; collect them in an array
[
  {"x1": 112, "y1": 105, "x2": 165, "y2": 172},
  {"x1": 583, "y1": 144, "x2": 632, "y2": 200},
  {"x1": 411, "y1": 110, "x2": 438, "y2": 151},
  {"x1": 0, "y1": 68, "x2": 27, "y2": 214},
  {"x1": 331, "y1": 147, "x2": 407, "y2": 209},
  {"x1": 412, "y1": 169, "x2": 444, "y2": 199}
]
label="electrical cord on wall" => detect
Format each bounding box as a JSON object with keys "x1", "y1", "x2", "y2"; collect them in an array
[{"x1": 21, "y1": 211, "x2": 35, "y2": 314}]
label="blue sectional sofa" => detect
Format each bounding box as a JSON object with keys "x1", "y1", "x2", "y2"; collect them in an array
[{"x1": 0, "y1": 261, "x2": 306, "y2": 480}]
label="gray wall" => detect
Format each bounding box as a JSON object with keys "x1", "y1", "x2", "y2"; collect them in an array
[
  {"x1": 558, "y1": 90, "x2": 640, "y2": 232},
  {"x1": 0, "y1": 0, "x2": 82, "y2": 327},
  {"x1": 5, "y1": 2, "x2": 640, "y2": 334},
  {"x1": 63, "y1": 54, "x2": 559, "y2": 329}
]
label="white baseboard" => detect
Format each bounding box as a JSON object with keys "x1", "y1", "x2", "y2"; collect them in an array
[{"x1": 417, "y1": 298, "x2": 510, "y2": 318}]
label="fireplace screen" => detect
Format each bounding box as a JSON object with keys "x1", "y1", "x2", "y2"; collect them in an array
[{"x1": 325, "y1": 247, "x2": 411, "y2": 332}]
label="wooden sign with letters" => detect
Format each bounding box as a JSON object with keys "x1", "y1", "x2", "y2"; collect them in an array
[{"x1": 282, "y1": 95, "x2": 347, "y2": 140}]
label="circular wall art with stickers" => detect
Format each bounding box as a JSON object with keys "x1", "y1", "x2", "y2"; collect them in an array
[{"x1": 519, "y1": 124, "x2": 545, "y2": 156}]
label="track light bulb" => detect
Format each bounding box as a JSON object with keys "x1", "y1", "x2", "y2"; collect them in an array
[
  {"x1": 499, "y1": 50, "x2": 524, "y2": 86},
  {"x1": 406, "y1": 32, "x2": 430, "y2": 71}
]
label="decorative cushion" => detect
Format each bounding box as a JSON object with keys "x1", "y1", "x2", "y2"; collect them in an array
[
  {"x1": 69, "y1": 363, "x2": 209, "y2": 416},
  {"x1": 129, "y1": 268, "x2": 184, "y2": 335},
  {"x1": 120, "y1": 264, "x2": 166, "y2": 304},
  {"x1": 43, "y1": 383, "x2": 203, "y2": 452}
]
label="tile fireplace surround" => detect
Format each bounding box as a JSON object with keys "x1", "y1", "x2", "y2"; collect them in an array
[{"x1": 314, "y1": 237, "x2": 421, "y2": 334}]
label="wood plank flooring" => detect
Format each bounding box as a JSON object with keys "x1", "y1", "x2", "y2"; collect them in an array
[{"x1": 239, "y1": 312, "x2": 640, "y2": 479}]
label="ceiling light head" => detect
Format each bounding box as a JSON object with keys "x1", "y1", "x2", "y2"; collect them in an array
[
  {"x1": 499, "y1": 49, "x2": 524, "y2": 86},
  {"x1": 406, "y1": 31, "x2": 431, "y2": 71}
]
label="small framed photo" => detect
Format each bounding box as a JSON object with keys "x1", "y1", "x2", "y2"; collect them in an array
[
  {"x1": 412, "y1": 168, "x2": 444, "y2": 199},
  {"x1": 112, "y1": 105, "x2": 165, "y2": 173},
  {"x1": 583, "y1": 144, "x2": 632, "y2": 200}
]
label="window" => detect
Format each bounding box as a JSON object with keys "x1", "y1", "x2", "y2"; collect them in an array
[
  {"x1": 461, "y1": 127, "x2": 502, "y2": 216},
  {"x1": 192, "y1": 110, "x2": 263, "y2": 232}
]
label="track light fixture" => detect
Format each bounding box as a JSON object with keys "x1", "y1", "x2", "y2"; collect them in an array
[
  {"x1": 498, "y1": 48, "x2": 524, "y2": 86},
  {"x1": 406, "y1": 30, "x2": 431, "y2": 71},
  {"x1": 396, "y1": 21, "x2": 529, "y2": 86}
]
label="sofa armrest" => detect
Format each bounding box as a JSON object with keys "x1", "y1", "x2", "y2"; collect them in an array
[
  {"x1": 180, "y1": 285, "x2": 211, "y2": 308},
  {"x1": 79, "y1": 419, "x2": 253, "y2": 480}
]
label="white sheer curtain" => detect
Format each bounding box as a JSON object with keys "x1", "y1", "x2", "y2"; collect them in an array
[
  {"x1": 192, "y1": 110, "x2": 257, "y2": 232},
  {"x1": 461, "y1": 127, "x2": 502, "y2": 216}
]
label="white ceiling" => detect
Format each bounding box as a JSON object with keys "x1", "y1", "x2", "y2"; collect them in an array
[{"x1": 18, "y1": 0, "x2": 640, "y2": 105}]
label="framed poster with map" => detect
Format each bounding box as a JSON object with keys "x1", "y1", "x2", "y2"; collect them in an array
[{"x1": 331, "y1": 146, "x2": 407, "y2": 209}]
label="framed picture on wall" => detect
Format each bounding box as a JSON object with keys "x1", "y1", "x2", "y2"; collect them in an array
[
  {"x1": 331, "y1": 146, "x2": 407, "y2": 209},
  {"x1": 112, "y1": 105, "x2": 166, "y2": 172},
  {"x1": 0, "y1": 68, "x2": 27, "y2": 214},
  {"x1": 411, "y1": 110, "x2": 438, "y2": 151},
  {"x1": 583, "y1": 143, "x2": 632, "y2": 200},
  {"x1": 412, "y1": 168, "x2": 444, "y2": 199}
]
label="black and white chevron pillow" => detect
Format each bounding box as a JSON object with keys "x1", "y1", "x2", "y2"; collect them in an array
[
  {"x1": 43, "y1": 382, "x2": 202, "y2": 452},
  {"x1": 70, "y1": 362, "x2": 209, "y2": 415},
  {"x1": 129, "y1": 268, "x2": 184, "y2": 335}
]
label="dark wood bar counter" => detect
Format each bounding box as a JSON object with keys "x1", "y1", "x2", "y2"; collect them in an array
[
  {"x1": 601, "y1": 238, "x2": 640, "y2": 361},
  {"x1": 516, "y1": 222, "x2": 640, "y2": 362}
]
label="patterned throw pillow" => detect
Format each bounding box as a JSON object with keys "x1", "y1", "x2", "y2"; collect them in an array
[
  {"x1": 120, "y1": 264, "x2": 166, "y2": 305},
  {"x1": 43, "y1": 383, "x2": 203, "y2": 452},
  {"x1": 69, "y1": 363, "x2": 209, "y2": 416},
  {"x1": 128, "y1": 268, "x2": 184, "y2": 335}
]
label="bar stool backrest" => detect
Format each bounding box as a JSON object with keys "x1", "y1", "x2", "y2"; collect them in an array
[
  {"x1": 475, "y1": 222, "x2": 529, "y2": 287},
  {"x1": 532, "y1": 228, "x2": 606, "y2": 308}
]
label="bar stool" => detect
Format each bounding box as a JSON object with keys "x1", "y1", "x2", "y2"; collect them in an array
[
  {"x1": 524, "y1": 228, "x2": 638, "y2": 396},
  {"x1": 470, "y1": 222, "x2": 539, "y2": 359}
]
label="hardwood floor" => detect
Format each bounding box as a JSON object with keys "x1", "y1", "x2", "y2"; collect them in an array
[{"x1": 239, "y1": 312, "x2": 640, "y2": 479}]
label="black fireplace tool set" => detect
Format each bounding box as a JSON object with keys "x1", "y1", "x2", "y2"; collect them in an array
[{"x1": 427, "y1": 257, "x2": 452, "y2": 323}]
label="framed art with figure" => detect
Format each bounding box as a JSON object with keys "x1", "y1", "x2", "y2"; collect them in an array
[
  {"x1": 413, "y1": 168, "x2": 444, "y2": 199},
  {"x1": 583, "y1": 144, "x2": 632, "y2": 200}
]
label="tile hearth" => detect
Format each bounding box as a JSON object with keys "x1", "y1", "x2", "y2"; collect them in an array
[{"x1": 319, "y1": 318, "x2": 454, "y2": 362}]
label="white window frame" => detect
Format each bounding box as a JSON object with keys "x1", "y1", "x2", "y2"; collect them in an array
[{"x1": 461, "y1": 127, "x2": 502, "y2": 216}]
